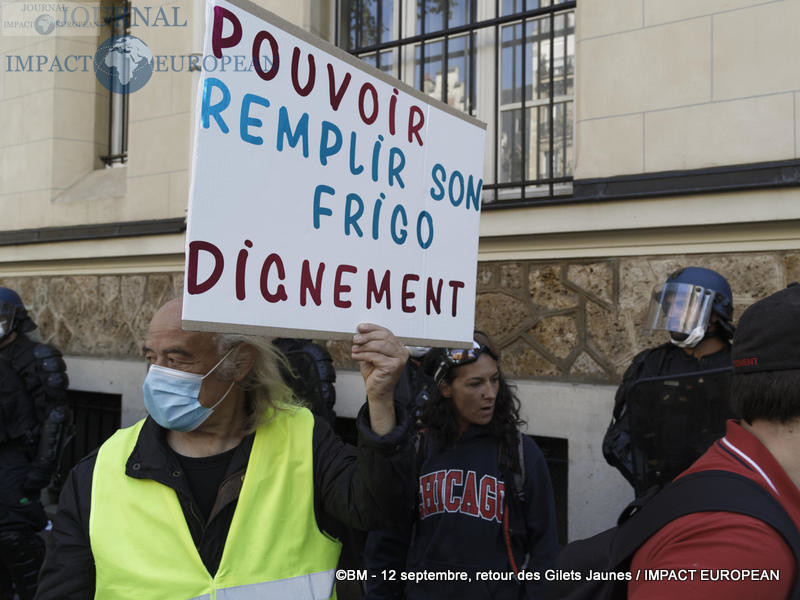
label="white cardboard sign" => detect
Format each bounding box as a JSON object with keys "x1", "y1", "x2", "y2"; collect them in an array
[{"x1": 183, "y1": 0, "x2": 487, "y2": 346}]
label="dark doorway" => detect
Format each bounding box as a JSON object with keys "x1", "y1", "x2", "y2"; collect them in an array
[{"x1": 50, "y1": 390, "x2": 121, "y2": 494}]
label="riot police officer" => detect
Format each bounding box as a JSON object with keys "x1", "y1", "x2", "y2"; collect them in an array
[
  {"x1": 603, "y1": 267, "x2": 736, "y2": 497},
  {"x1": 0, "y1": 287, "x2": 69, "y2": 600}
]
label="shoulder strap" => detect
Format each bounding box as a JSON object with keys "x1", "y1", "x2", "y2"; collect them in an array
[
  {"x1": 413, "y1": 428, "x2": 433, "y2": 474},
  {"x1": 515, "y1": 432, "x2": 526, "y2": 498},
  {"x1": 611, "y1": 469, "x2": 800, "y2": 598}
]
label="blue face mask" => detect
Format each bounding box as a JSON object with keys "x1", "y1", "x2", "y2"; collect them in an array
[{"x1": 142, "y1": 349, "x2": 236, "y2": 432}]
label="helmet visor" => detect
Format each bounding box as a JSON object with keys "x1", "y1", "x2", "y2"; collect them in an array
[
  {"x1": 0, "y1": 303, "x2": 15, "y2": 338},
  {"x1": 645, "y1": 282, "x2": 714, "y2": 336}
]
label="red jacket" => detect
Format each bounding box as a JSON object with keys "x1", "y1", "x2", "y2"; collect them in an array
[{"x1": 629, "y1": 420, "x2": 800, "y2": 599}]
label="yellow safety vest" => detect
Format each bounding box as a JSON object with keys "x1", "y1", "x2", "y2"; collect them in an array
[{"x1": 89, "y1": 407, "x2": 342, "y2": 600}]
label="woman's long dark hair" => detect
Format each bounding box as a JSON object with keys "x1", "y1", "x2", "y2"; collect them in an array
[{"x1": 420, "y1": 333, "x2": 524, "y2": 452}]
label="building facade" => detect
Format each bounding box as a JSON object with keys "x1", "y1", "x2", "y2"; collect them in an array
[{"x1": 1, "y1": 0, "x2": 799, "y2": 539}]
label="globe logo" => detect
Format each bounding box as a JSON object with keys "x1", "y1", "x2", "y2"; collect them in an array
[
  {"x1": 94, "y1": 35, "x2": 154, "y2": 94},
  {"x1": 34, "y1": 14, "x2": 56, "y2": 35}
]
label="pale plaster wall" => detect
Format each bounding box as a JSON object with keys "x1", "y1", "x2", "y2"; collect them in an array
[
  {"x1": 576, "y1": 0, "x2": 800, "y2": 182},
  {"x1": 0, "y1": 24, "x2": 107, "y2": 225}
]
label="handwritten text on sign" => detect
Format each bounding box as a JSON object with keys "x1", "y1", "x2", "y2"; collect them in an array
[{"x1": 183, "y1": 0, "x2": 487, "y2": 345}]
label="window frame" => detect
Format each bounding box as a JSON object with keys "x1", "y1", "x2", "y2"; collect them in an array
[
  {"x1": 100, "y1": 0, "x2": 130, "y2": 167},
  {"x1": 335, "y1": 0, "x2": 576, "y2": 208}
]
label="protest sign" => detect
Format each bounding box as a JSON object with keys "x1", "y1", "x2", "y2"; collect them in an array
[{"x1": 183, "y1": 0, "x2": 487, "y2": 346}]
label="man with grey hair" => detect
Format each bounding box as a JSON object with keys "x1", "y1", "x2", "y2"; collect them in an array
[{"x1": 36, "y1": 297, "x2": 414, "y2": 599}]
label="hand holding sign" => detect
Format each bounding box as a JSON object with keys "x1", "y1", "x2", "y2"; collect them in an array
[{"x1": 351, "y1": 323, "x2": 409, "y2": 435}]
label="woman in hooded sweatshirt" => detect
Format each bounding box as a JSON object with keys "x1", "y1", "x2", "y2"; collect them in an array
[{"x1": 364, "y1": 331, "x2": 559, "y2": 600}]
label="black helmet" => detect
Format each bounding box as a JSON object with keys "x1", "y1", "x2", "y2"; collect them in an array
[{"x1": 0, "y1": 287, "x2": 36, "y2": 341}]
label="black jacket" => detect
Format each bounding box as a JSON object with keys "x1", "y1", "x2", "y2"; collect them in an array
[
  {"x1": 36, "y1": 403, "x2": 414, "y2": 599},
  {"x1": 0, "y1": 359, "x2": 48, "y2": 531},
  {"x1": 603, "y1": 341, "x2": 733, "y2": 495},
  {"x1": 0, "y1": 334, "x2": 69, "y2": 494}
]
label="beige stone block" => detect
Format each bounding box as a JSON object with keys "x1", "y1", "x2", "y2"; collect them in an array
[
  {"x1": 586, "y1": 300, "x2": 635, "y2": 376},
  {"x1": 477, "y1": 263, "x2": 495, "y2": 288},
  {"x1": 532, "y1": 315, "x2": 577, "y2": 360},
  {"x1": 714, "y1": 1, "x2": 800, "y2": 100},
  {"x1": 53, "y1": 37, "x2": 102, "y2": 94},
  {"x1": 88, "y1": 187, "x2": 130, "y2": 223},
  {"x1": 50, "y1": 191, "x2": 91, "y2": 226},
  {"x1": 569, "y1": 352, "x2": 607, "y2": 378},
  {"x1": 501, "y1": 339, "x2": 559, "y2": 378},
  {"x1": 796, "y1": 92, "x2": 800, "y2": 160},
  {"x1": 644, "y1": 0, "x2": 770, "y2": 26},
  {"x1": 127, "y1": 112, "x2": 191, "y2": 176},
  {"x1": 0, "y1": 191, "x2": 28, "y2": 229},
  {"x1": 171, "y1": 68, "x2": 194, "y2": 115},
  {"x1": 168, "y1": 169, "x2": 189, "y2": 216},
  {"x1": 259, "y1": 0, "x2": 307, "y2": 28},
  {"x1": 53, "y1": 88, "x2": 97, "y2": 141},
  {"x1": 475, "y1": 291, "x2": 532, "y2": 342},
  {"x1": 529, "y1": 265, "x2": 578, "y2": 310},
  {"x1": 718, "y1": 254, "x2": 783, "y2": 314},
  {"x1": 575, "y1": 114, "x2": 643, "y2": 178},
  {"x1": 0, "y1": 31, "x2": 41, "y2": 55},
  {"x1": 577, "y1": 0, "x2": 642, "y2": 40},
  {"x1": 0, "y1": 139, "x2": 53, "y2": 194},
  {"x1": 619, "y1": 257, "x2": 681, "y2": 312},
  {"x1": 53, "y1": 164, "x2": 127, "y2": 222},
  {"x1": 2, "y1": 51, "x2": 57, "y2": 98},
  {"x1": 785, "y1": 253, "x2": 800, "y2": 286},
  {"x1": 578, "y1": 18, "x2": 711, "y2": 120},
  {"x1": 13, "y1": 190, "x2": 54, "y2": 228},
  {"x1": 127, "y1": 67, "x2": 173, "y2": 122},
  {"x1": 644, "y1": 94, "x2": 794, "y2": 172},
  {"x1": 500, "y1": 263, "x2": 523, "y2": 289},
  {"x1": 127, "y1": 0, "x2": 193, "y2": 39},
  {"x1": 124, "y1": 172, "x2": 170, "y2": 219},
  {"x1": 0, "y1": 89, "x2": 53, "y2": 147},
  {"x1": 12, "y1": 277, "x2": 49, "y2": 313},
  {"x1": 567, "y1": 262, "x2": 614, "y2": 304},
  {"x1": 93, "y1": 105, "x2": 109, "y2": 166},
  {"x1": 52, "y1": 138, "x2": 96, "y2": 190},
  {"x1": 143, "y1": 13, "x2": 193, "y2": 57}
]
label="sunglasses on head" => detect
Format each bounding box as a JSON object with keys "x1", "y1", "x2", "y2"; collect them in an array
[{"x1": 433, "y1": 340, "x2": 499, "y2": 384}]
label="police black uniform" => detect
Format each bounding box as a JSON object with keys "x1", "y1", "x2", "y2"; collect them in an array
[
  {"x1": 602, "y1": 267, "x2": 735, "y2": 498},
  {"x1": 0, "y1": 288, "x2": 69, "y2": 600}
]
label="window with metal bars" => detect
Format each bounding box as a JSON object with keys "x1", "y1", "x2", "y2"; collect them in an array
[
  {"x1": 100, "y1": 0, "x2": 129, "y2": 167},
  {"x1": 336, "y1": 0, "x2": 575, "y2": 207}
]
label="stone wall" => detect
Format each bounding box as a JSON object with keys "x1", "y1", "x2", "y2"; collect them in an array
[
  {"x1": 471, "y1": 252, "x2": 799, "y2": 382},
  {"x1": 0, "y1": 273, "x2": 184, "y2": 357},
  {"x1": 2, "y1": 249, "x2": 798, "y2": 382}
]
